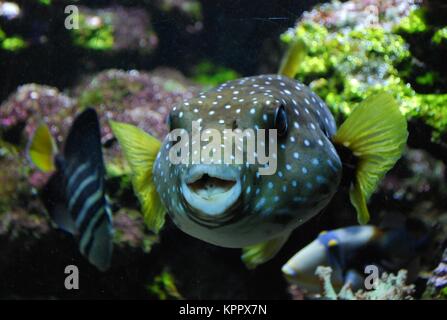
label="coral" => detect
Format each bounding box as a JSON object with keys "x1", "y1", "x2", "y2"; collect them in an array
[
  {"x1": 432, "y1": 27, "x2": 447, "y2": 45},
  {"x1": 282, "y1": 0, "x2": 447, "y2": 144},
  {"x1": 1, "y1": 35, "x2": 26, "y2": 51},
  {"x1": 396, "y1": 7, "x2": 428, "y2": 34},
  {"x1": 301, "y1": 0, "x2": 420, "y2": 31},
  {"x1": 154, "y1": 0, "x2": 203, "y2": 33},
  {"x1": 76, "y1": 68, "x2": 200, "y2": 142},
  {"x1": 0, "y1": 207, "x2": 50, "y2": 240},
  {"x1": 0, "y1": 84, "x2": 75, "y2": 146},
  {"x1": 72, "y1": 6, "x2": 158, "y2": 53},
  {"x1": 315, "y1": 266, "x2": 415, "y2": 300},
  {"x1": 147, "y1": 269, "x2": 183, "y2": 300},
  {"x1": 113, "y1": 209, "x2": 158, "y2": 253},
  {"x1": 0, "y1": 1, "x2": 27, "y2": 51},
  {"x1": 0, "y1": 84, "x2": 76, "y2": 191},
  {"x1": 379, "y1": 149, "x2": 446, "y2": 208},
  {"x1": 0, "y1": 154, "x2": 27, "y2": 211},
  {"x1": 191, "y1": 60, "x2": 240, "y2": 87},
  {"x1": 315, "y1": 266, "x2": 338, "y2": 299},
  {"x1": 423, "y1": 248, "x2": 447, "y2": 299}
]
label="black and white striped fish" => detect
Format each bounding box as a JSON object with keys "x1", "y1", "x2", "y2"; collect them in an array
[{"x1": 30, "y1": 108, "x2": 113, "y2": 271}]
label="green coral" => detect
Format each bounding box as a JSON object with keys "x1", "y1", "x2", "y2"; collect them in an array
[
  {"x1": 2, "y1": 37, "x2": 27, "y2": 51},
  {"x1": 192, "y1": 61, "x2": 240, "y2": 87},
  {"x1": 147, "y1": 270, "x2": 183, "y2": 300},
  {"x1": 181, "y1": 1, "x2": 203, "y2": 21},
  {"x1": 0, "y1": 28, "x2": 27, "y2": 52},
  {"x1": 282, "y1": 8, "x2": 447, "y2": 141},
  {"x1": 72, "y1": 12, "x2": 114, "y2": 50},
  {"x1": 37, "y1": 0, "x2": 51, "y2": 5},
  {"x1": 432, "y1": 27, "x2": 447, "y2": 45},
  {"x1": 283, "y1": 22, "x2": 410, "y2": 116},
  {"x1": 395, "y1": 9, "x2": 429, "y2": 34}
]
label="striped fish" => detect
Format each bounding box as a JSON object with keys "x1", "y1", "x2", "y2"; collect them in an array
[{"x1": 31, "y1": 108, "x2": 113, "y2": 271}]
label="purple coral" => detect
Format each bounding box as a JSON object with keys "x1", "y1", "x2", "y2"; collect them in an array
[
  {"x1": 302, "y1": 0, "x2": 421, "y2": 30},
  {"x1": 427, "y1": 249, "x2": 447, "y2": 290},
  {"x1": 77, "y1": 68, "x2": 200, "y2": 142},
  {"x1": 0, "y1": 84, "x2": 76, "y2": 144}
]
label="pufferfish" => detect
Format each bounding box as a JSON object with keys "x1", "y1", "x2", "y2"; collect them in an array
[{"x1": 110, "y1": 65, "x2": 408, "y2": 268}]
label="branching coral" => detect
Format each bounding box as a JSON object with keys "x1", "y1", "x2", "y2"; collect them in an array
[{"x1": 315, "y1": 266, "x2": 415, "y2": 300}]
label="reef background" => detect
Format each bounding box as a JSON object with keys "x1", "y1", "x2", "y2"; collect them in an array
[{"x1": 0, "y1": 0, "x2": 446, "y2": 299}]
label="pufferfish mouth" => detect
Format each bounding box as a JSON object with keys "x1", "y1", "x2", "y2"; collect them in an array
[{"x1": 181, "y1": 164, "x2": 241, "y2": 218}]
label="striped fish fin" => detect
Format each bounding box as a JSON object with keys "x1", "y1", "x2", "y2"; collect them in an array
[
  {"x1": 62, "y1": 108, "x2": 113, "y2": 271},
  {"x1": 40, "y1": 170, "x2": 76, "y2": 234}
]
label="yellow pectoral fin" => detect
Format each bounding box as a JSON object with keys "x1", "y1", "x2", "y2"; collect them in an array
[
  {"x1": 28, "y1": 123, "x2": 57, "y2": 173},
  {"x1": 242, "y1": 233, "x2": 290, "y2": 269},
  {"x1": 350, "y1": 179, "x2": 370, "y2": 225},
  {"x1": 109, "y1": 120, "x2": 166, "y2": 233},
  {"x1": 333, "y1": 93, "x2": 408, "y2": 224}
]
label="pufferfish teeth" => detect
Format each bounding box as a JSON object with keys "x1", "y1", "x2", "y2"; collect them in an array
[
  {"x1": 181, "y1": 164, "x2": 241, "y2": 217},
  {"x1": 184, "y1": 164, "x2": 239, "y2": 183}
]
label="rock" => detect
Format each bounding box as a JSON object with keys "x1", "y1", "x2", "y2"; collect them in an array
[
  {"x1": 153, "y1": 0, "x2": 203, "y2": 34},
  {"x1": 0, "y1": 84, "x2": 75, "y2": 146},
  {"x1": 75, "y1": 68, "x2": 199, "y2": 142},
  {"x1": 72, "y1": 6, "x2": 158, "y2": 53}
]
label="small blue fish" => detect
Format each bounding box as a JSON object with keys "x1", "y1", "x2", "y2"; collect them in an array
[
  {"x1": 29, "y1": 108, "x2": 113, "y2": 271},
  {"x1": 282, "y1": 223, "x2": 431, "y2": 292}
]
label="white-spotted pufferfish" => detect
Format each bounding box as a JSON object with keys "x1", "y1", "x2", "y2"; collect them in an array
[{"x1": 111, "y1": 64, "x2": 407, "y2": 268}]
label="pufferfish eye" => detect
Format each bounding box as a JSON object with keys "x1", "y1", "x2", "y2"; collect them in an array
[{"x1": 274, "y1": 105, "x2": 288, "y2": 136}]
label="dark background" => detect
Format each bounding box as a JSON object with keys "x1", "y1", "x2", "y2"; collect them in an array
[{"x1": 0, "y1": 0, "x2": 326, "y2": 102}]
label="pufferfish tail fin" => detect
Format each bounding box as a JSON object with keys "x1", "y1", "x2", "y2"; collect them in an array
[
  {"x1": 27, "y1": 123, "x2": 58, "y2": 172},
  {"x1": 332, "y1": 93, "x2": 408, "y2": 224},
  {"x1": 110, "y1": 121, "x2": 166, "y2": 233}
]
